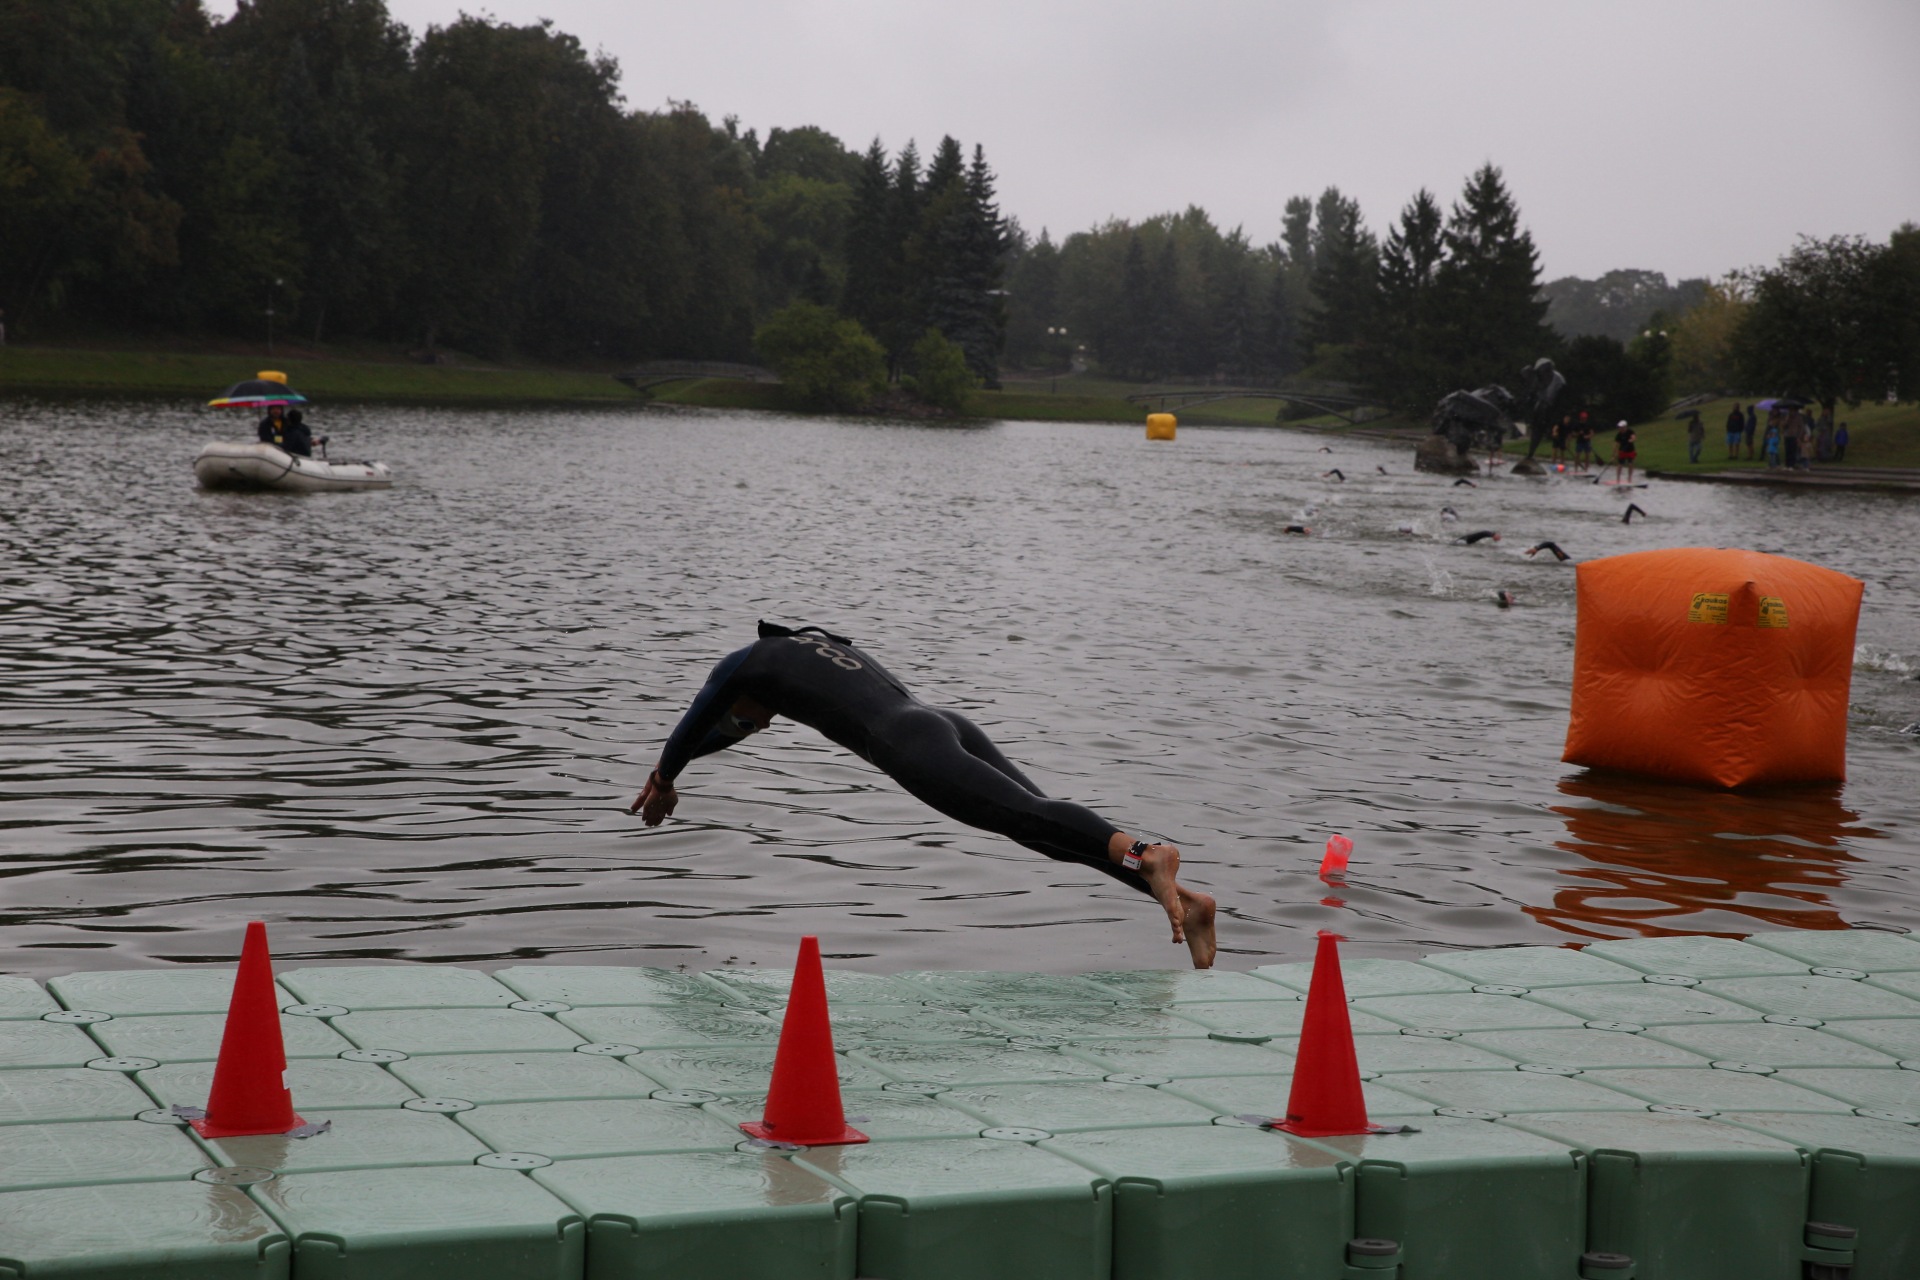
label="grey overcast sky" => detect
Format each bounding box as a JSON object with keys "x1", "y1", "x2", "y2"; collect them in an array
[{"x1": 214, "y1": 0, "x2": 1919, "y2": 282}]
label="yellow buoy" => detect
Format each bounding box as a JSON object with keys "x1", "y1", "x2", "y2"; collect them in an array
[
  {"x1": 1146, "y1": 413, "x2": 1176, "y2": 441},
  {"x1": 257, "y1": 370, "x2": 289, "y2": 385}
]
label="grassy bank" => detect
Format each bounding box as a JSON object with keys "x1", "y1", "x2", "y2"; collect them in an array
[{"x1": 7, "y1": 345, "x2": 1913, "y2": 468}]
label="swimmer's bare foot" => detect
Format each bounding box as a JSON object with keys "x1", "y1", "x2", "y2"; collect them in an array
[
  {"x1": 1124, "y1": 840, "x2": 1217, "y2": 969},
  {"x1": 1178, "y1": 883, "x2": 1217, "y2": 969}
]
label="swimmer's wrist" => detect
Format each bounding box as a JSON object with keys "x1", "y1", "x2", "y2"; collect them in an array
[{"x1": 650, "y1": 769, "x2": 676, "y2": 791}]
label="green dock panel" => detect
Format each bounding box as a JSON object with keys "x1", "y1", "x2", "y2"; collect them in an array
[
  {"x1": 0, "y1": 977, "x2": 60, "y2": 1020},
  {"x1": 796, "y1": 1136, "x2": 1111, "y2": 1280},
  {"x1": 1457, "y1": 1026, "x2": 1712, "y2": 1070},
  {"x1": 1295, "y1": 1115, "x2": 1585, "y2": 1280},
  {"x1": 939, "y1": 1080, "x2": 1219, "y2": 1133},
  {"x1": 1777, "y1": 1067, "x2": 1920, "y2": 1115},
  {"x1": 1046, "y1": 1124, "x2": 1352, "y2": 1280},
  {"x1": 820, "y1": 1002, "x2": 1009, "y2": 1044},
  {"x1": 387, "y1": 1052, "x2": 661, "y2": 1104},
  {"x1": 555, "y1": 1005, "x2": 780, "y2": 1049},
  {"x1": 893, "y1": 971, "x2": 1119, "y2": 1005},
  {"x1": 854, "y1": 1041, "x2": 1112, "y2": 1086},
  {"x1": 971, "y1": 1002, "x2": 1210, "y2": 1042},
  {"x1": 0, "y1": 1021, "x2": 114, "y2": 1068},
  {"x1": 1350, "y1": 1031, "x2": 1526, "y2": 1074},
  {"x1": 250, "y1": 1165, "x2": 584, "y2": 1280},
  {"x1": 1581, "y1": 1065, "x2": 1856, "y2": 1114},
  {"x1": 707, "y1": 1088, "x2": 991, "y2": 1142},
  {"x1": 494, "y1": 965, "x2": 732, "y2": 1008},
  {"x1": 1505, "y1": 1109, "x2": 1808, "y2": 1280},
  {"x1": 1703, "y1": 973, "x2": 1920, "y2": 1022},
  {"x1": 1420, "y1": 945, "x2": 1645, "y2": 989},
  {"x1": 1163, "y1": 1073, "x2": 1435, "y2": 1119},
  {"x1": 1383, "y1": 1068, "x2": 1646, "y2": 1114},
  {"x1": 0, "y1": 1067, "x2": 152, "y2": 1123},
  {"x1": 0, "y1": 1120, "x2": 209, "y2": 1193},
  {"x1": 90, "y1": 1011, "x2": 354, "y2": 1061},
  {"x1": 1251, "y1": 958, "x2": 1474, "y2": 998},
  {"x1": 626, "y1": 1046, "x2": 887, "y2": 1094},
  {"x1": 1718, "y1": 1111, "x2": 1920, "y2": 1280},
  {"x1": 278, "y1": 966, "x2": 522, "y2": 1009},
  {"x1": 0, "y1": 1181, "x2": 289, "y2": 1279},
  {"x1": 533, "y1": 1151, "x2": 854, "y2": 1280},
  {"x1": 1642, "y1": 1020, "x2": 1904, "y2": 1068},
  {"x1": 1082, "y1": 968, "x2": 1304, "y2": 1004},
  {"x1": 1584, "y1": 936, "x2": 1813, "y2": 979},
  {"x1": 1166, "y1": 999, "x2": 1403, "y2": 1037},
  {"x1": 1525, "y1": 980, "x2": 1766, "y2": 1026},
  {"x1": 1819, "y1": 1017, "x2": 1920, "y2": 1059},
  {"x1": 196, "y1": 1107, "x2": 492, "y2": 1174},
  {"x1": 1744, "y1": 931, "x2": 1920, "y2": 972},
  {"x1": 704, "y1": 965, "x2": 926, "y2": 1008},
  {"x1": 45, "y1": 968, "x2": 293, "y2": 1016},
  {"x1": 138, "y1": 1058, "x2": 421, "y2": 1111},
  {"x1": 454, "y1": 1098, "x2": 746, "y2": 1159},
  {"x1": 1354, "y1": 991, "x2": 1589, "y2": 1033},
  {"x1": 330, "y1": 1008, "x2": 589, "y2": 1056},
  {"x1": 1062, "y1": 1037, "x2": 1295, "y2": 1079}
]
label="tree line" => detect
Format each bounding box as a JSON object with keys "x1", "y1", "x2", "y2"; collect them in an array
[{"x1": 3, "y1": 0, "x2": 1912, "y2": 419}]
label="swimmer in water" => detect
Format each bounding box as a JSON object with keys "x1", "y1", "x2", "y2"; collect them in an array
[
  {"x1": 1453, "y1": 477, "x2": 1477, "y2": 488},
  {"x1": 1322, "y1": 468, "x2": 1345, "y2": 481},
  {"x1": 1622, "y1": 503, "x2": 1647, "y2": 524},
  {"x1": 1495, "y1": 590, "x2": 1516, "y2": 608},
  {"x1": 1439, "y1": 505, "x2": 1459, "y2": 522},
  {"x1": 1283, "y1": 524, "x2": 1311, "y2": 535},
  {"x1": 1525, "y1": 541, "x2": 1571, "y2": 561},
  {"x1": 630, "y1": 622, "x2": 1219, "y2": 968},
  {"x1": 1456, "y1": 530, "x2": 1501, "y2": 545},
  {"x1": 1376, "y1": 465, "x2": 1389, "y2": 475},
  {"x1": 1317, "y1": 446, "x2": 1332, "y2": 453}
]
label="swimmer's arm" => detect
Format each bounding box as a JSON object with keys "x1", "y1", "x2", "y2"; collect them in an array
[{"x1": 633, "y1": 664, "x2": 743, "y2": 820}]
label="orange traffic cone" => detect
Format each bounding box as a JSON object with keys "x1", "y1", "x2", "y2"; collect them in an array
[
  {"x1": 190, "y1": 921, "x2": 307, "y2": 1139},
  {"x1": 1272, "y1": 931, "x2": 1393, "y2": 1137},
  {"x1": 739, "y1": 936, "x2": 867, "y2": 1147}
]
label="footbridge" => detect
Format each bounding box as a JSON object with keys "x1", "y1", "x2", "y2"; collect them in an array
[
  {"x1": 614, "y1": 361, "x2": 778, "y2": 393},
  {"x1": 1124, "y1": 379, "x2": 1381, "y2": 424}
]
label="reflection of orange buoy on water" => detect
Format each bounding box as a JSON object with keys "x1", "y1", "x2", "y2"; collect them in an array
[
  {"x1": 1529, "y1": 774, "x2": 1877, "y2": 940},
  {"x1": 1562, "y1": 548, "x2": 1863, "y2": 788},
  {"x1": 1146, "y1": 413, "x2": 1176, "y2": 440}
]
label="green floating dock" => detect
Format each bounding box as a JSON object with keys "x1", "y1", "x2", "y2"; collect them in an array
[{"x1": 1, "y1": 929, "x2": 1918, "y2": 1279}]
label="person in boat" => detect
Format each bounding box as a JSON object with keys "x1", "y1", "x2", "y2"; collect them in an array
[
  {"x1": 629, "y1": 622, "x2": 1219, "y2": 968},
  {"x1": 257, "y1": 404, "x2": 287, "y2": 448},
  {"x1": 282, "y1": 409, "x2": 313, "y2": 458}
]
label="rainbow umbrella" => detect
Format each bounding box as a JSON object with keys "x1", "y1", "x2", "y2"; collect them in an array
[{"x1": 208, "y1": 378, "x2": 309, "y2": 409}]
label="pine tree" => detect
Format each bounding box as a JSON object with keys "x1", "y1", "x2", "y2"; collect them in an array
[
  {"x1": 1302, "y1": 187, "x2": 1378, "y2": 361},
  {"x1": 1432, "y1": 164, "x2": 1551, "y2": 386},
  {"x1": 1367, "y1": 188, "x2": 1448, "y2": 410},
  {"x1": 841, "y1": 138, "x2": 893, "y2": 340}
]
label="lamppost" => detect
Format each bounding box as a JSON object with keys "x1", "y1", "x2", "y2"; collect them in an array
[{"x1": 1047, "y1": 326, "x2": 1068, "y2": 391}]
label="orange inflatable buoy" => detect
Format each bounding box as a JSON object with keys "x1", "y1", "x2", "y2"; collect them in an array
[
  {"x1": 1562, "y1": 548, "x2": 1862, "y2": 788},
  {"x1": 1145, "y1": 413, "x2": 1176, "y2": 441}
]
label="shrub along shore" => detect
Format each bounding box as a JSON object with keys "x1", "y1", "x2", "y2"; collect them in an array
[{"x1": 4, "y1": 344, "x2": 1913, "y2": 465}]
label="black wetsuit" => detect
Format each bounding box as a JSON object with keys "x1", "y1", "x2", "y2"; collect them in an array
[{"x1": 656, "y1": 625, "x2": 1140, "y2": 890}]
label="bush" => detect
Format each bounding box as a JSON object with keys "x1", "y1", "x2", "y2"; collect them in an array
[
  {"x1": 904, "y1": 328, "x2": 976, "y2": 412},
  {"x1": 754, "y1": 302, "x2": 886, "y2": 412},
  {"x1": 1558, "y1": 333, "x2": 1668, "y2": 424}
]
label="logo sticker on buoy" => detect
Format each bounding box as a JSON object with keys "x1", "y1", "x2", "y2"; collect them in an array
[
  {"x1": 1758, "y1": 596, "x2": 1789, "y2": 628},
  {"x1": 1686, "y1": 592, "x2": 1729, "y2": 625}
]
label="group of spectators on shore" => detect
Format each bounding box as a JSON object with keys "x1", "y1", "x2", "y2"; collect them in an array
[{"x1": 1688, "y1": 403, "x2": 1849, "y2": 470}]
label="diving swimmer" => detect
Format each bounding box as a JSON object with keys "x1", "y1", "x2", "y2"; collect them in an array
[{"x1": 629, "y1": 623, "x2": 1219, "y2": 967}]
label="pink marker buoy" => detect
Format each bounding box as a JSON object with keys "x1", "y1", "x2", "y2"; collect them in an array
[{"x1": 1319, "y1": 834, "x2": 1353, "y2": 882}]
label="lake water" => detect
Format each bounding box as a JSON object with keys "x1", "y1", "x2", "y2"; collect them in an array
[{"x1": 1, "y1": 399, "x2": 1915, "y2": 978}]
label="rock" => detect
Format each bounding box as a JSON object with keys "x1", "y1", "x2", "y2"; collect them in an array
[
  {"x1": 1414, "y1": 433, "x2": 1477, "y2": 475},
  {"x1": 1509, "y1": 458, "x2": 1545, "y2": 476}
]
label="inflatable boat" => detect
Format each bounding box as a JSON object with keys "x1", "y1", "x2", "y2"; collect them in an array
[{"x1": 194, "y1": 441, "x2": 393, "y2": 492}]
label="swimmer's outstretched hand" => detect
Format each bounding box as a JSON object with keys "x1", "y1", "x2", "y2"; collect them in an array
[{"x1": 630, "y1": 772, "x2": 677, "y2": 826}]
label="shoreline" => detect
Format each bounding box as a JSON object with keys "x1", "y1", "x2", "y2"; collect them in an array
[{"x1": 5, "y1": 345, "x2": 1914, "y2": 470}]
